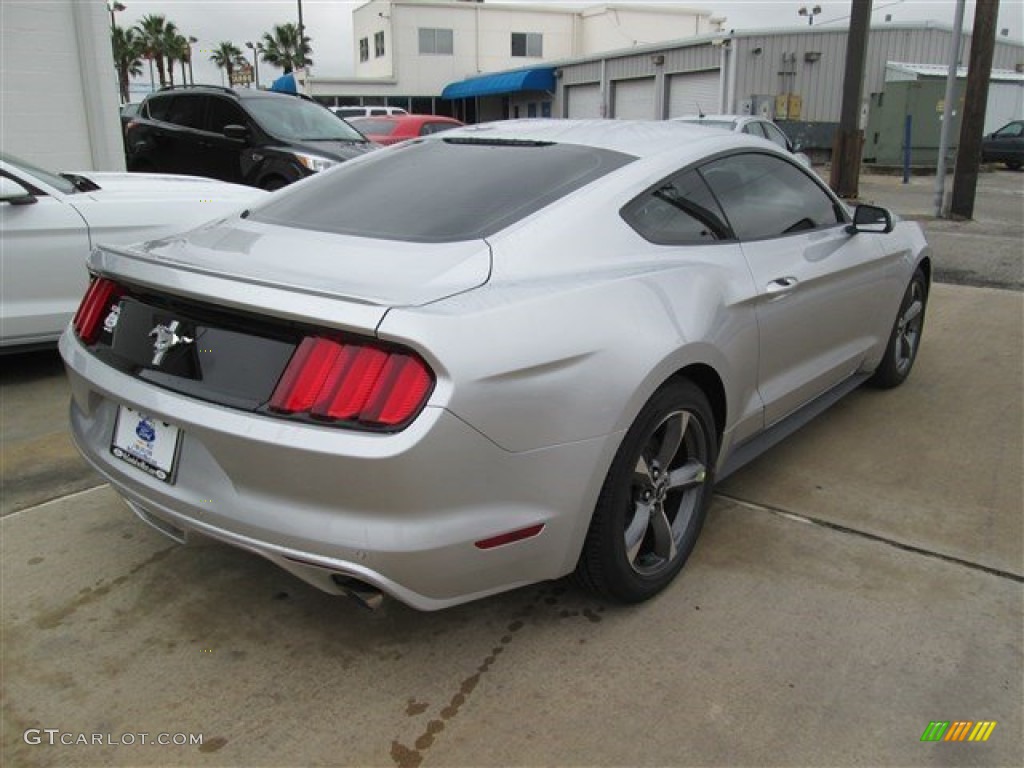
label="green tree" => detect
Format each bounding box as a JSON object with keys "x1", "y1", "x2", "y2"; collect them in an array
[
  {"x1": 112, "y1": 24, "x2": 144, "y2": 103},
  {"x1": 165, "y1": 32, "x2": 191, "y2": 87},
  {"x1": 259, "y1": 23, "x2": 312, "y2": 73},
  {"x1": 135, "y1": 14, "x2": 177, "y2": 87},
  {"x1": 210, "y1": 41, "x2": 245, "y2": 84}
]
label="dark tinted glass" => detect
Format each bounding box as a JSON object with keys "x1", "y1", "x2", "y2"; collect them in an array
[
  {"x1": 145, "y1": 95, "x2": 172, "y2": 121},
  {"x1": 250, "y1": 139, "x2": 634, "y2": 242},
  {"x1": 165, "y1": 95, "x2": 205, "y2": 129},
  {"x1": 622, "y1": 169, "x2": 731, "y2": 245},
  {"x1": 699, "y1": 153, "x2": 841, "y2": 240},
  {"x1": 207, "y1": 97, "x2": 247, "y2": 133}
]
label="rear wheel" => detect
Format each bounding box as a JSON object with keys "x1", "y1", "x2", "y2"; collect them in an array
[
  {"x1": 868, "y1": 268, "x2": 928, "y2": 389},
  {"x1": 1007, "y1": 160, "x2": 1022, "y2": 171},
  {"x1": 576, "y1": 379, "x2": 718, "y2": 603}
]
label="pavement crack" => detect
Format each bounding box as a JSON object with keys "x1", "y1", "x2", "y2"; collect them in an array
[
  {"x1": 717, "y1": 492, "x2": 1024, "y2": 583},
  {"x1": 33, "y1": 545, "x2": 177, "y2": 630}
]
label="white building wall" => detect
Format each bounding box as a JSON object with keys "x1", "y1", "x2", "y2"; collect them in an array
[
  {"x1": 579, "y1": 7, "x2": 720, "y2": 55},
  {"x1": 1, "y1": 0, "x2": 123, "y2": 171},
  {"x1": 353, "y1": 0, "x2": 394, "y2": 78}
]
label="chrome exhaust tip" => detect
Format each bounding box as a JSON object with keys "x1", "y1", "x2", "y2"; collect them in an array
[{"x1": 332, "y1": 575, "x2": 385, "y2": 611}]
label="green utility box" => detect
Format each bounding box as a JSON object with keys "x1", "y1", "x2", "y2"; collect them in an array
[{"x1": 864, "y1": 80, "x2": 964, "y2": 167}]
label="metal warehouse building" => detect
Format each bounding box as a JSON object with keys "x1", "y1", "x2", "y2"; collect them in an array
[{"x1": 546, "y1": 22, "x2": 1023, "y2": 157}]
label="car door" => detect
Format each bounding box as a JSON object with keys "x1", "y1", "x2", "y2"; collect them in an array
[
  {"x1": 159, "y1": 94, "x2": 208, "y2": 177},
  {"x1": 987, "y1": 121, "x2": 1023, "y2": 163},
  {"x1": 0, "y1": 171, "x2": 91, "y2": 346},
  {"x1": 700, "y1": 152, "x2": 890, "y2": 426},
  {"x1": 201, "y1": 95, "x2": 249, "y2": 183}
]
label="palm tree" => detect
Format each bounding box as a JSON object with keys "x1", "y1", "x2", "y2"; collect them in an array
[
  {"x1": 210, "y1": 41, "x2": 244, "y2": 85},
  {"x1": 165, "y1": 32, "x2": 191, "y2": 87},
  {"x1": 112, "y1": 24, "x2": 144, "y2": 103},
  {"x1": 259, "y1": 23, "x2": 312, "y2": 74},
  {"x1": 135, "y1": 14, "x2": 176, "y2": 87}
]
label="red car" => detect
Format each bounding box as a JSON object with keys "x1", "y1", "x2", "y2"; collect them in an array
[{"x1": 347, "y1": 115, "x2": 464, "y2": 146}]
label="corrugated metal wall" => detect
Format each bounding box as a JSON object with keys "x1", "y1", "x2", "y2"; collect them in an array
[{"x1": 553, "y1": 25, "x2": 1023, "y2": 124}]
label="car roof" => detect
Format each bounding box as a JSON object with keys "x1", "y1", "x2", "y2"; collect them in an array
[
  {"x1": 435, "y1": 119, "x2": 746, "y2": 160},
  {"x1": 144, "y1": 86, "x2": 307, "y2": 103}
]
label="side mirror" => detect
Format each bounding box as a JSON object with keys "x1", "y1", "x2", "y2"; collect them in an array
[
  {"x1": 223, "y1": 124, "x2": 249, "y2": 141},
  {"x1": 846, "y1": 203, "x2": 893, "y2": 235},
  {"x1": 0, "y1": 177, "x2": 36, "y2": 205}
]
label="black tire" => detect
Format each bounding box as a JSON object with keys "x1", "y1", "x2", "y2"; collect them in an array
[
  {"x1": 868, "y1": 268, "x2": 928, "y2": 389},
  {"x1": 1006, "y1": 161, "x2": 1022, "y2": 171},
  {"x1": 576, "y1": 379, "x2": 718, "y2": 603},
  {"x1": 260, "y1": 176, "x2": 288, "y2": 191}
]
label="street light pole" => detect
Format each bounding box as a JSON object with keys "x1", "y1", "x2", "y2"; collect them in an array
[
  {"x1": 246, "y1": 41, "x2": 261, "y2": 88},
  {"x1": 297, "y1": 0, "x2": 306, "y2": 67},
  {"x1": 798, "y1": 4, "x2": 822, "y2": 25}
]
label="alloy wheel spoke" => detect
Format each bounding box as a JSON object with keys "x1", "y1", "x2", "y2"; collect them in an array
[
  {"x1": 633, "y1": 455, "x2": 654, "y2": 489},
  {"x1": 625, "y1": 501, "x2": 651, "y2": 563},
  {"x1": 654, "y1": 412, "x2": 688, "y2": 471},
  {"x1": 903, "y1": 299, "x2": 923, "y2": 326},
  {"x1": 649, "y1": 503, "x2": 677, "y2": 562},
  {"x1": 667, "y1": 459, "x2": 707, "y2": 490}
]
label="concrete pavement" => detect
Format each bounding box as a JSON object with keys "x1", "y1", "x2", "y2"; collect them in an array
[{"x1": 2, "y1": 284, "x2": 1021, "y2": 767}]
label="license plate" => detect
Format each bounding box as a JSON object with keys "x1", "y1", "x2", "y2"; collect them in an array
[{"x1": 111, "y1": 406, "x2": 181, "y2": 483}]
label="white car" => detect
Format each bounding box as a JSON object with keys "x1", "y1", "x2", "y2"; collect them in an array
[
  {"x1": 0, "y1": 153, "x2": 266, "y2": 351},
  {"x1": 673, "y1": 114, "x2": 812, "y2": 167}
]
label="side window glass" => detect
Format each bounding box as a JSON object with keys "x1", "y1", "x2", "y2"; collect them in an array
[
  {"x1": 165, "y1": 95, "x2": 205, "y2": 129},
  {"x1": 743, "y1": 122, "x2": 766, "y2": 138},
  {"x1": 763, "y1": 123, "x2": 790, "y2": 149},
  {"x1": 207, "y1": 97, "x2": 247, "y2": 134},
  {"x1": 146, "y1": 96, "x2": 171, "y2": 121},
  {"x1": 621, "y1": 169, "x2": 732, "y2": 245},
  {"x1": 1001, "y1": 123, "x2": 1022, "y2": 138},
  {"x1": 700, "y1": 153, "x2": 842, "y2": 240}
]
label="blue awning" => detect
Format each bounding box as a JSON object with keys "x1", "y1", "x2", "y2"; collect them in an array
[
  {"x1": 271, "y1": 73, "x2": 297, "y2": 93},
  {"x1": 441, "y1": 68, "x2": 555, "y2": 100}
]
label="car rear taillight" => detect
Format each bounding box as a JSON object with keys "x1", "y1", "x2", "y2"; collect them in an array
[
  {"x1": 270, "y1": 337, "x2": 434, "y2": 429},
  {"x1": 73, "y1": 278, "x2": 124, "y2": 344}
]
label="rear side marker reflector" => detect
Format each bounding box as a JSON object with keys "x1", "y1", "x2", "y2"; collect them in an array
[
  {"x1": 475, "y1": 524, "x2": 545, "y2": 550},
  {"x1": 73, "y1": 278, "x2": 124, "y2": 344},
  {"x1": 270, "y1": 337, "x2": 434, "y2": 429}
]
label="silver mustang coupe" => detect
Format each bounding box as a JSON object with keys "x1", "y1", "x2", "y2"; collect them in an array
[{"x1": 61, "y1": 120, "x2": 929, "y2": 610}]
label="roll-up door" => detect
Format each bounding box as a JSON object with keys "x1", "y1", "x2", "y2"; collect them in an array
[
  {"x1": 612, "y1": 77, "x2": 656, "y2": 120},
  {"x1": 566, "y1": 83, "x2": 601, "y2": 118},
  {"x1": 667, "y1": 70, "x2": 722, "y2": 118}
]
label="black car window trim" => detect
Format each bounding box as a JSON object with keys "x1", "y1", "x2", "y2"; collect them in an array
[
  {"x1": 696, "y1": 150, "x2": 849, "y2": 243},
  {"x1": 0, "y1": 169, "x2": 51, "y2": 197}
]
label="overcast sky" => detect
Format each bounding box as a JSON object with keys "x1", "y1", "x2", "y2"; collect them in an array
[{"x1": 117, "y1": 0, "x2": 1024, "y2": 91}]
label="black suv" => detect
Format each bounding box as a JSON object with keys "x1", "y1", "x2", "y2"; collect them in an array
[{"x1": 125, "y1": 86, "x2": 376, "y2": 189}]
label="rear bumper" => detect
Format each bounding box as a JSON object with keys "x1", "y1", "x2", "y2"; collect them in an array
[{"x1": 60, "y1": 331, "x2": 618, "y2": 610}]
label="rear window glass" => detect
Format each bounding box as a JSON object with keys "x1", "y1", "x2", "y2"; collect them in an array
[
  {"x1": 249, "y1": 139, "x2": 634, "y2": 243},
  {"x1": 349, "y1": 118, "x2": 397, "y2": 136}
]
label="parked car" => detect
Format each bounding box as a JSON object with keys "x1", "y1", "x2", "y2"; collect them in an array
[
  {"x1": 673, "y1": 114, "x2": 812, "y2": 167},
  {"x1": 981, "y1": 120, "x2": 1023, "y2": 170},
  {"x1": 0, "y1": 152, "x2": 265, "y2": 351},
  {"x1": 125, "y1": 85, "x2": 376, "y2": 190},
  {"x1": 330, "y1": 105, "x2": 408, "y2": 118},
  {"x1": 119, "y1": 102, "x2": 141, "y2": 132},
  {"x1": 347, "y1": 115, "x2": 464, "y2": 146},
  {"x1": 61, "y1": 120, "x2": 929, "y2": 611}
]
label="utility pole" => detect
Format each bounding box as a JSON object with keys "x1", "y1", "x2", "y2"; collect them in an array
[
  {"x1": 830, "y1": 0, "x2": 872, "y2": 199},
  {"x1": 949, "y1": 0, "x2": 998, "y2": 219},
  {"x1": 297, "y1": 0, "x2": 306, "y2": 68}
]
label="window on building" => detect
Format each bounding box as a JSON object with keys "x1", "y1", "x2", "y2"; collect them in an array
[
  {"x1": 511, "y1": 32, "x2": 542, "y2": 57},
  {"x1": 374, "y1": 31, "x2": 385, "y2": 58},
  {"x1": 418, "y1": 28, "x2": 453, "y2": 55},
  {"x1": 359, "y1": 38, "x2": 369, "y2": 62}
]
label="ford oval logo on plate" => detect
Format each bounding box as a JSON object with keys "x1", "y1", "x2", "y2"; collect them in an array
[{"x1": 136, "y1": 419, "x2": 157, "y2": 442}]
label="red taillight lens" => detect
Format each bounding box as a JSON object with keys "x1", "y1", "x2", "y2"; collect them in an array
[
  {"x1": 270, "y1": 337, "x2": 434, "y2": 429},
  {"x1": 73, "y1": 278, "x2": 123, "y2": 344}
]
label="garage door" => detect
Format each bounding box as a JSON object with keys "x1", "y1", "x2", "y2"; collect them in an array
[
  {"x1": 667, "y1": 70, "x2": 722, "y2": 118},
  {"x1": 613, "y1": 78, "x2": 656, "y2": 120},
  {"x1": 566, "y1": 83, "x2": 601, "y2": 118}
]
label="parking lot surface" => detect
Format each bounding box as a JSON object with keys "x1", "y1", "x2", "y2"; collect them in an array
[{"x1": 2, "y1": 172, "x2": 1022, "y2": 767}]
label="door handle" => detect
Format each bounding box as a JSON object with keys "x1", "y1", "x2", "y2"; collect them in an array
[{"x1": 765, "y1": 276, "x2": 799, "y2": 295}]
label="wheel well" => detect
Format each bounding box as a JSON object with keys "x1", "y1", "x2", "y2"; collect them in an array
[
  {"x1": 917, "y1": 256, "x2": 932, "y2": 289},
  {"x1": 669, "y1": 364, "x2": 726, "y2": 441}
]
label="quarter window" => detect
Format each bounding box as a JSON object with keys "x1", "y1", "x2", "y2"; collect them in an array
[
  {"x1": 511, "y1": 32, "x2": 542, "y2": 57},
  {"x1": 419, "y1": 28, "x2": 453, "y2": 55},
  {"x1": 359, "y1": 37, "x2": 369, "y2": 62},
  {"x1": 761, "y1": 122, "x2": 791, "y2": 150},
  {"x1": 621, "y1": 169, "x2": 731, "y2": 245},
  {"x1": 700, "y1": 153, "x2": 842, "y2": 240},
  {"x1": 145, "y1": 95, "x2": 172, "y2": 121},
  {"x1": 374, "y1": 31, "x2": 386, "y2": 58}
]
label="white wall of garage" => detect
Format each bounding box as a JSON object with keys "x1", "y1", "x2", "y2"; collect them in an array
[{"x1": 1, "y1": 0, "x2": 123, "y2": 171}]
